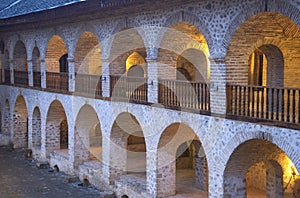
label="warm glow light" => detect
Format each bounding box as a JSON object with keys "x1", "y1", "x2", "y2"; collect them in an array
[
  {"x1": 126, "y1": 52, "x2": 145, "y2": 72},
  {"x1": 289, "y1": 162, "x2": 299, "y2": 176}
]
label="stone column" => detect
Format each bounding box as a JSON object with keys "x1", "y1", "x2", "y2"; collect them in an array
[
  {"x1": 223, "y1": 172, "x2": 246, "y2": 197},
  {"x1": 0, "y1": 53, "x2": 3, "y2": 83},
  {"x1": 146, "y1": 47, "x2": 159, "y2": 104},
  {"x1": 101, "y1": 59, "x2": 110, "y2": 98},
  {"x1": 27, "y1": 59, "x2": 33, "y2": 86},
  {"x1": 209, "y1": 58, "x2": 227, "y2": 115},
  {"x1": 146, "y1": 149, "x2": 158, "y2": 196},
  {"x1": 9, "y1": 59, "x2": 14, "y2": 84},
  {"x1": 40, "y1": 59, "x2": 46, "y2": 89},
  {"x1": 68, "y1": 58, "x2": 75, "y2": 92},
  {"x1": 40, "y1": 114, "x2": 47, "y2": 160},
  {"x1": 27, "y1": 113, "x2": 33, "y2": 148}
]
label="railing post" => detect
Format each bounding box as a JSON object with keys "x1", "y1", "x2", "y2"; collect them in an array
[
  {"x1": 27, "y1": 59, "x2": 33, "y2": 86},
  {"x1": 101, "y1": 59, "x2": 110, "y2": 98},
  {"x1": 68, "y1": 58, "x2": 75, "y2": 92},
  {"x1": 210, "y1": 57, "x2": 227, "y2": 115},
  {"x1": 40, "y1": 59, "x2": 46, "y2": 89},
  {"x1": 9, "y1": 59, "x2": 14, "y2": 84}
]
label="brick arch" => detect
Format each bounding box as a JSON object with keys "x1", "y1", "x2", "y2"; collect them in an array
[
  {"x1": 221, "y1": 131, "x2": 300, "y2": 174},
  {"x1": 45, "y1": 99, "x2": 69, "y2": 157},
  {"x1": 223, "y1": 0, "x2": 300, "y2": 52},
  {"x1": 13, "y1": 40, "x2": 27, "y2": 71},
  {"x1": 156, "y1": 122, "x2": 208, "y2": 197},
  {"x1": 223, "y1": 139, "x2": 290, "y2": 197},
  {"x1": 46, "y1": 35, "x2": 68, "y2": 72},
  {"x1": 74, "y1": 104, "x2": 102, "y2": 167},
  {"x1": 108, "y1": 112, "x2": 147, "y2": 182},
  {"x1": 159, "y1": 11, "x2": 214, "y2": 57},
  {"x1": 13, "y1": 95, "x2": 28, "y2": 148},
  {"x1": 75, "y1": 32, "x2": 102, "y2": 74}
]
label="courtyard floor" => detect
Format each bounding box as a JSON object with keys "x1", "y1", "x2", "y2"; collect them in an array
[{"x1": 0, "y1": 146, "x2": 100, "y2": 198}]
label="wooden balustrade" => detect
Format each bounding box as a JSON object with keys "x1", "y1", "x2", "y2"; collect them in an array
[
  {"x1": 110, "y1": 75, "x2": 148, "y2": 102},
  {"x1": 75, "y1": 73, "x2": 102, "y2": 97},
  {"x1": 33, "y1": 71, "x2": 41, "y2": 88},
  {"x1": 227, "y1": 84, "x2": 300, "y2": 124},
  {"x1": 14, "y1": 70, "x2": 28, "y2": 86},
  {"x1": 158, "y1": 79, "x2": 210, "y2": 112},
  {"x1": 46, "y1": 72, "x2": 69, "y2": 92}
]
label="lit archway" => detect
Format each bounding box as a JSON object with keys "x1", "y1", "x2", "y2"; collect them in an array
[
  {"x1": 45, "y1": 100, "x2": 68, "y2": 157},
  {"x1": 126, "y1": 52, "x2": 146, "y2": 77},
  {"x1": 13, "y1": 95, "x2": 28, "y2": 148},
  {"x1": 157, "y1": 123, "x2": 208, "y2": 197},
  {"x1": 75, "y1": 32, "x2": 102, "y2": 74},
  {"x1": 224, "y1": 139, "x2": 298, "y2": 197},
  {"x1": 74, "y1": 104, "x2": 102, "y2": 167},
  {"x1": 46, "y1": 35, "x2": 67, "y2": 72}
]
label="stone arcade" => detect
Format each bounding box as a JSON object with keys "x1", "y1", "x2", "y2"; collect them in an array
[{"x1": 0, "y1": 0, "x2": 299, "y2": 197}]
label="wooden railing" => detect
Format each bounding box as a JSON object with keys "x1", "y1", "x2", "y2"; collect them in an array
[
  {"x1": 14, "y1": 70, "x2": 28, "y2": 86},
  {"x1": 158, "y1": 79, "x2": 210, "y2": 112},
  {"x1": 75, "y1": 73, "x2": 102, "y2": 97},
  {"x1": 46, "y1": 72, "x2": 68, "y2": 92},
  {"x1": 33, "y1": 71, "x2": 41, "y2": 88},
  {"x1": 4, "y1": 69, "x2": 10, "y2": 84},
  {"x1": 227, "y1": 84, "x2": 300, "y2": 124},
  {"x1": 110, "y1": 75, "x2": 148, "y2": 102}
]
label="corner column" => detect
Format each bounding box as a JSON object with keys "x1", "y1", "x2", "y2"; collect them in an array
[
  {"x1": 101, "y1": 59, "x2": 110, "y2": 98},
  {"x1": 27, "y1": 59, "x2": 33, "y2": 87},
  {"x1": 146, "y1": 47, "x2": 159, "y2": 104},
  {"x1": 40, "y1": 59, "x2": 46, "y2": 89},
  {"x1": 68, "y1": 58, "x2": 75, "y2": 92},
  {"x1": 9, "y1": 59, "x2": 14, "y2": 84}
]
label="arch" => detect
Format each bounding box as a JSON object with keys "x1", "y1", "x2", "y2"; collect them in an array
[
  {"x1": 160, "y1": 11, "x2": 214, "y2": 56},
  {"x1": 59, "y1": 53, "x2": 68, "y2": 73},
  {"x1": 13, "y1": 40, "x2": 27, "y2": 71},
  {"x1": 32, "y1": 107, "x2": 41, "y2": 148},
  {"x1": 158, "y1": 21, "x2": 210, "y2": 81},
  {"x1": 74, "y1": 104, "x2": 102, "y2": 167},
  {"x1": 225, "y1": 12, "x2": 300, "y2": 87},
  {"x1": 176, "y1": 48, "x2": 209, "y2": 82},
  {"x1": 156, "y1": 122, "x2": 208, "y2": 197},
  {"x1": 75, "y1": 32, "x2": 102, "y2": 74},
  {"x1": 223, "y1": 1, "x2": 300, "y2": 51},
  {"x1": 45, "y1": 100, "x2": 68, "y2": 157},
  {"x1": 109, "y1": 112, "x2": 146, "y2": 183},
  {"x1": 46, "y1": 35, "x2": 68, "y2": 72},
  {"x1": 13, "y1": 95, "x2": 28, "y2": 148},
  {"x1": 224, "y1": 139, "x2": 295, "y2": 197}
]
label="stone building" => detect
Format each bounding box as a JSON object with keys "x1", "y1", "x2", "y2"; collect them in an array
[{"x1": 0, "y1": 0, "x2": 299, "y2": 197}]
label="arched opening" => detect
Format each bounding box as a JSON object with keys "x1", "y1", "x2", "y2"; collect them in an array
[
  {"x1": 75, "y1": 32, "x2": 102, "y2": 74},
  {"x1": 74, "y1": 32, "x2": 102, "y2": 95},
  {"x1": 46, "y1": 35, "x2": 68, "y2": 72},
  {"x1": 3, "y1": 50, "x2": 9, "y2": 84},
  {"x1": 158, "y1": 22, "x2": 209, "y2": 81},
  {"x1": 157, "y1": 123, "x2": 208, "y2": 197},
  {"x1": 32, "y1": 47, "x2": 41, "y2": 87},
  {"x1": 248, "y1": 44, "x2": 284, "y2": 87},
  {"x1": 74, "y1": 105, "x2": 102, "y2": 167},
  {"x1": 109, "y1": 113, "x2": 146, "y2": 185},
  {"x1": 226, "y1": 12, "x2": 300, "y2": 88},
  {"x1": 45, "y1": 100, "x2": 68, "y2": 157},
  {"x1": 224, "y1": 139, "x2": 298, "y2": 197},
  {"x1": 126, "y1": 52, "x2": 146, "y2": 77},
  {"x1": 32, "y1": 107, "x2": 41, "y2": 148},
  {"x1": 13, "y1": 40, "x2": 27, "y2": 71},
  {"x1": 177, "y1": 48, "x2": 208, "y2": 82},
  {"x1": 13, "y1": 95, "x2": 28, "y2": 148}
]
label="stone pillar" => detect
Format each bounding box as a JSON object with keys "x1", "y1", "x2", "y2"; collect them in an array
[
  {"x1": 146, "y1": 58, "x2": 158, "y2": 103},
  {"x1": 9, "y1": 59, "x2": 14, "y2": 84},
  {"x1": 40, "y1": 59, "x2": 46, "y2": 89},
  {"x1": 68, "y1": 58, "x2": 75, "y2": 92},
  {"x1": 209, "y1": 58, "x2": 227, "y2": 115},
  {"x1": 27, "y1": 59, "x2": 33, "y2": 86},
  {"x1": 146, "y1": 149, "x2": 158, "y2": 196},
  {"x1": 146, "y1": 47, "x2": 159, "y2": 104},
  {"x1": 195, "y1": 156, "x2": 208, "y2": 191},
  {"x1": 101, "y1": 59, "x2": 110, "y2": 98},
  {"x1": 40, "y1": 115, "x2": 47, "y2": 160},
  {"x1": 0, "y1": 53, "x2": 3, "y2": 83},
  {"x1": 223, "y1": 172, "x2": 246, "y2": 198},
  {"x1": 27, "y1": 113, "x2": 33, "y2": 148}
]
